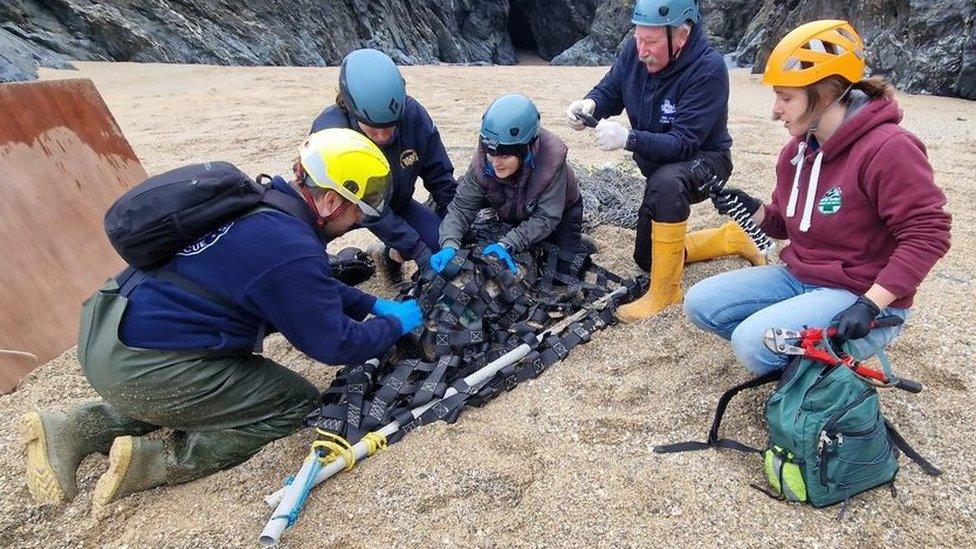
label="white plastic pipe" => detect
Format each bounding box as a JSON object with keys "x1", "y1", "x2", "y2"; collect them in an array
[{"x1": 259, "y1": 286, "x2": 625, "y2": 545}]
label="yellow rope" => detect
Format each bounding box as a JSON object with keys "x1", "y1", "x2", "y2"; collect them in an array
[
  {"x1": 361, "y1": 431, "x2": 388, "y2": 456},
  {"x1": 311, "y1": 430, "x2": 356, "y2": 470}
]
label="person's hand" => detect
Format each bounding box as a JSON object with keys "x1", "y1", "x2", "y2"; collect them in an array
[
  {"x1": 429, "y1": 247, "x2": 457, "y2": 273},
  {"x1": 595, "y1": 119, "x2": 628, "y2": 151},
  {"x1": 831, "y1": 296, "x2": 881, "y2": 343},
  {"x1": 482, "y1": 243, "x2": 518, "y2": 273},
  {"x1": 712, "y1": 187, "x2": 762, "y2": 217},
  {"x1": 374, "y1": 298, "x2": 423, "y2": 335},
  {"x1": 566, "y1": 98, "x2": 596, "y2": 131}
]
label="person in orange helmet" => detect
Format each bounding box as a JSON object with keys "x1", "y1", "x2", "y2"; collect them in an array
[{"x1": 683, "y1": 20, "x2": 951, "y2": 374}]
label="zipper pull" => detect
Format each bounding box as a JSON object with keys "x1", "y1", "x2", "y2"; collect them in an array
[
  {"x1": 836, "y1": 433, "x2": 844, "y2": 446},
  {"x1": 818, "y1": 430, "x2": 831, "y2": 452}
]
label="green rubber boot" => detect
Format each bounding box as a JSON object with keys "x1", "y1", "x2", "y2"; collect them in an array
[
  {"x1": 93, "y1": 436, "x2": 167, "y2": 505},
  {"x1": 22, "y1": 410, "x2": 92, "y2": 504}
]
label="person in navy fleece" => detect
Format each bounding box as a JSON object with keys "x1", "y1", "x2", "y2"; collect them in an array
[
  {"x1": 567, "y1": 0, "x2": 765, "y2": 323},
  {"x1": 21, "y1": 129, "x2": 424, "y2": 506},
  {"x1": 311, "y1": 48, "x2": 457, "y2": 283}
]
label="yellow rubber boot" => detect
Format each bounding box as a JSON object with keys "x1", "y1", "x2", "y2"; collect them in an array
[
  {"x1": 617, "y1": 220, "x2": 687, "y2": 323},
  {"x1": 685, "y1": 221, "x2": 767, "y2": 266}
]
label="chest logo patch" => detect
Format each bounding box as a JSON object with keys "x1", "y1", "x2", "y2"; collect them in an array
[
  {"x1": 400, "y1": 149, "x2": 419, "y2": 169},
  {"x1": 177, "y1": 222, "x2": 233, "y2": 256},
  {"x1": 818, "y1": 187, "x2": 843, "y2": 215},
  {"x1": 660, "y1": 99, "x2": 677, "y2": 124}
]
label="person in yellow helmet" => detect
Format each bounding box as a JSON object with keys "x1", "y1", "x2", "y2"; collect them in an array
[
  {"x1": 22, "y1": 128, "x2": 423, "y2": 505},
  {"x1": 684, "y1": 20, "x2": 951, "y2": 374}
]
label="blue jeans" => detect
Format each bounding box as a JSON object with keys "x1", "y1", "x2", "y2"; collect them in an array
[{"x1": 684, "y1": 266, "x2": 909, "y2": 374}]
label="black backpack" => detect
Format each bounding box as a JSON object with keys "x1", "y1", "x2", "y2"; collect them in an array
[
  {"x1": 103, "y1": 162, "x2": 325, "y2": 354},
  {"x1": 104, "y1": 161, "x2": 316, "y2": 269}
]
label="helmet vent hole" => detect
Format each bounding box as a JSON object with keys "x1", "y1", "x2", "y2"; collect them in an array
[
  {"x1": 344, "y1": 180, "x2": 360, "y2": 194},
  {"x1": 658, "y1": 6, "x2": 669, "y2": 16},
  {"x1": 805, "y1": 39, "x2": 827, "y2": 53},
  {"x1": 509, "y1": 127, "x2": 520, "y2": 137}
]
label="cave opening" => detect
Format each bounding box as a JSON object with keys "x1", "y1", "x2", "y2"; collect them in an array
[{"x1": 507, "y1": 3, "x2": 542, "y2": 63}]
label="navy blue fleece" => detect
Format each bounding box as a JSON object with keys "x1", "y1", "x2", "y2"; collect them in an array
[
  {"x1": 118, "y1": 177, "x2": 401, "y2": 365},
  {"x1": 585, "y1": 25, "x2": 732, "y2": 177}
]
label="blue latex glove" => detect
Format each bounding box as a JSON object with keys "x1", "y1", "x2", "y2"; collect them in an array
[
  {"x1": 483, "y1": 243, "x2": 518, "y2": 273},
  {"x1": 429, "y1": 247, "x2": 457, "y2": 273},
  {"x1": 373, "y1": 298, "x2": 423, "y2": 335},
  {"x1": 371, "y1": 298, "x2": 399, "y2": 317}
]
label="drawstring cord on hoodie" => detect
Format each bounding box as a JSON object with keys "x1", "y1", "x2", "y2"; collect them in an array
[{"x1": 786, "y1": 84, "x2": 853, "y2": 232}]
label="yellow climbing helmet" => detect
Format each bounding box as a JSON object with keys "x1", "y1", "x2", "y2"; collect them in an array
[
  {"x1": 762, "y1": 20, "x2": 866, "y2": 88},
  {"x1": 299, "y1": 128, "x2": 392, "y2": 217}
]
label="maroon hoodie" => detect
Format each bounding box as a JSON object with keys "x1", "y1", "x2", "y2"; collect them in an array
[{"x1": 759, "y1": 96, "x2": 951, "y2": 308}]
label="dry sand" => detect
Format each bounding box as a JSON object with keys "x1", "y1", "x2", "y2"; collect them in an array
[{"x1": 1, "y1": 61, "x2": 974, "y2": 547}]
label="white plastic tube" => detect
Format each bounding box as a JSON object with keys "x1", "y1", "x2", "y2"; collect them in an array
[{"x1": 259, "y1": 286, "x2": 625, "y2": 545}]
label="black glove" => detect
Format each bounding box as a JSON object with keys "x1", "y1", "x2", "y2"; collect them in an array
[
  {"x1": 712, "y1": 187, "x2": 762, "y2": 217},
  {"x1": 831, "y1": 295, "x2": 881, "y2": 342}
]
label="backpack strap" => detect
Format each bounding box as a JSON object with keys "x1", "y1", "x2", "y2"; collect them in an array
[
  {"x1": 654, "y1": 370, "x2": 782, "y2": 454},
  {"x1": 885, "y1": 419, "x2": 942, "y2": 476},
  {"x1": 115, "y1": 265, "x2": 265, "y2": 354}
]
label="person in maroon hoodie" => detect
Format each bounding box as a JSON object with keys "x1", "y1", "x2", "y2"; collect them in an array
[{"x1": 683, "y1": 20, "x2": 952, "y2": 374}]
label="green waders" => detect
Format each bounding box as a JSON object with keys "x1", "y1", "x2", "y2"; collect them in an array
[{"x1": 74, "y1": 278, "x2": 319, "y2": 489}]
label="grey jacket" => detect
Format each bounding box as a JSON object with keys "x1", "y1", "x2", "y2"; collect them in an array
[{"x1": 439, "y1": 129, "x2": 579, "y2": 253}]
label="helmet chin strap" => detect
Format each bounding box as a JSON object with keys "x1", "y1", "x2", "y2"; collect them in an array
[
  {"x1": 296, "y1": 168, "x2": 354, "y2": 229},
  {"x1": 667, "y1": 26, "x2": 675, "y2": 60}
]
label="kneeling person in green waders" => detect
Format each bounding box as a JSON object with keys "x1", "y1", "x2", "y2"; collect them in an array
[
  {"x1": 430, "y1": 94, "x2": 583, "y2": 277},
  {"x1": 22, "y1": 129, "x2": 423, "y2": 505}
]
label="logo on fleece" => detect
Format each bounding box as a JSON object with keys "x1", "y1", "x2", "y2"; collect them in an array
[
  {"x1": 818, "y1": 187, "x2": 843, "y2": 215},
  {"x1": 177, "y1": 222, "x2": 233, "y2": 256},
  {"x1": 400, "y1": 149, "x2": 419, "y2": 168},
  {"x1": 659, "y1": 99, "x2": 677, "y2": 124}
]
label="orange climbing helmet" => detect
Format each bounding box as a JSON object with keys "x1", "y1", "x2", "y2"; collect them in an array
[{"x1": 762, "y1": 20, "x2": 866, "y2": 88}]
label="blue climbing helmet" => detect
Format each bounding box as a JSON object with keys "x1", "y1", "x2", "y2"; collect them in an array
[
  {"x1": 339, "y1": 49, "x2": 406, "y2": 128},
  {"x1": 632, "y1": 0, "x2": 700, "y2": 27},
  {"x1": 479, "y1": 94, "x2": 540, "y2": 157}
]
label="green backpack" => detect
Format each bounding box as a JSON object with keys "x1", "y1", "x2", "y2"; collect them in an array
[{"x1": 657, "y1": 344, "x2": 941, "y2": 508}]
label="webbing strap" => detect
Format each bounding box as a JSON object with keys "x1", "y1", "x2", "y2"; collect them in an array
[
  {"x1": 654, "y1": 370, "x2": 783, "y2": 455},
  {"x1": 114, "y1": 265, "x2": 264, "y2": 354},
  {"x1": 885, "y1": 419, "x2": 942, "y2": 477},
  {"x1": 306, "y1": 218, "x2": 632, "y2": 448}
]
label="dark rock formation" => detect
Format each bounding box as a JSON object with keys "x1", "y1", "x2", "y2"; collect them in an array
[
  {"x1": 551, "y1": 0, "x2": 633, "y2": 65},
  {"x1": 0, "y1": 0, "x2": 517, "y2": 82},
  {"x1": 0, "y1": 0, "x2": 972, "y2": 99},
  {"x1": 510, "y1": 0, "x2": 601, "y2": 61},
  {"x1": 739, "y1": 0, "x2": 976, "y2": 100},
  {"x1": 551, "y1": 0, "x2": 764, "y2": 65}
]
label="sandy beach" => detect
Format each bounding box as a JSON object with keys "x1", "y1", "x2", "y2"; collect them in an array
[{"x1": 0, "y1": 60, "x2": 974, "y2": 547}]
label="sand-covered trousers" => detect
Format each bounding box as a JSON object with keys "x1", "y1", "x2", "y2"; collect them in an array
[{"x1": 74, "y1": 279, "x2": 319, "y2": 484}]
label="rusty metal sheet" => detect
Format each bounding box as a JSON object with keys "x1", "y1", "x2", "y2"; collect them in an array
[{"x1": 0, "y1": 79, "x2": 146, "y2": 393}]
